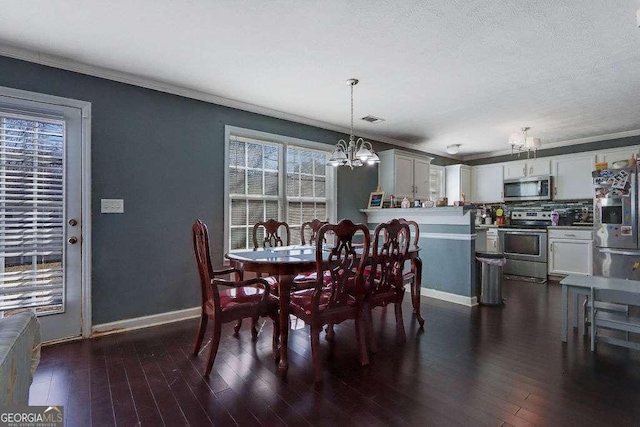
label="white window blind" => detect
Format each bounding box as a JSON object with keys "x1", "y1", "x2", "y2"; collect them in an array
[
  {"x1": 228, "y1": 134, "x2": 331, "y2": 250},
  {"x1": 0, "y1": 112, "x2": 65, "y2": 315}
]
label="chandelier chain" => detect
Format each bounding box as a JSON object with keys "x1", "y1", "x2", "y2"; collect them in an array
[{"x1": 350, "y1": 83, "x2": 355, "y2": 141}]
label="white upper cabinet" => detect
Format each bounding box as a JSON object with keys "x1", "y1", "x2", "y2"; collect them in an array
[
  {"x1": 552, "y1": 154, "x2": 595, "y2": 200},
  {"x1": 471, "y1": 164, "x2": 503, "y2": 203},
  {"x1": 377, "y1": 149, "x2": 433, "y2": 201},
  {"x1": 445, "y1": 164, "x2": 471, "y2": 204},
  {"x1": 596, "y1": 147, "x2": 639, "y2": 168},
  {"x1": 414, "y1": 158, "x2": 432, "y2": 200},
  {"x1": 503, "y1": 159, "x2": 550, "y2": 180}
]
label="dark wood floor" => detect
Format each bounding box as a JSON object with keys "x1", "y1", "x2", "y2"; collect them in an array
[{"x1": 30, "y1": 279, "x2": 640, "y2": 426}]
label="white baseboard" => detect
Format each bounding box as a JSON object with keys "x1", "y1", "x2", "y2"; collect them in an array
[
  {"x1": 408, "y1": 287, "x2": 478, "y2": 307},
  {"x1": 91, "y1": 306, "x2": 201, "y2": 337}
]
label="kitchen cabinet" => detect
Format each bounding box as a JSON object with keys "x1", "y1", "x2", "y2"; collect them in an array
[
  {"x1": 548, "y1": 229, "x2": 593, "y2": 276},
  {"x1": 445, "y1": 164, "x2": 471, "y2": 204},
  {"x1": 596, "y1": 147, "x2": 639, "y2": 168},
  {"x1": 471, "y1": 164, "x2": 503, "y2": 203},
  {"x1": 552, "y1": 155, "x2": 595, "y2": 200},
  {"x1": 377, "y1": 149, "x2": 433, "y2": 201},
  {"x1": 486, "y1": 228, "x2": 499, "y2": 252},
  {"x1": 503, "y1": 159, "x2": 551, "y2": 180}
]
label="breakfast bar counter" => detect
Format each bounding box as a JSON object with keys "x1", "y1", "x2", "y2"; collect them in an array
[{"x1": 362, "y1": 207, "x2": 478, "y2": 306}]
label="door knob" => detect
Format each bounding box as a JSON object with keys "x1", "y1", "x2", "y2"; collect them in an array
[
  {"x1": 69, "y1": 219, "x2": 78, "y2": 226},
  {"x1": 68, "y1": 236, "x2": 78, "y2": 244}
]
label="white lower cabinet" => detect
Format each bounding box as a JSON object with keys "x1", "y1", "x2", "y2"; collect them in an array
[{"x1": 548, "y1": 229, "x2": 593, "y2": 276}]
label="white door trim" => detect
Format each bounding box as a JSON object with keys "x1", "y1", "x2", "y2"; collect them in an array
[{"x1": 0, "y1": 85, "x2": 92, "y2": 339}]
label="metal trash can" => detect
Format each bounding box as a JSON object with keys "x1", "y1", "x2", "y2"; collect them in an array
[{"x1": 476, "y1": 250, "x2": 506, "y2": 306}]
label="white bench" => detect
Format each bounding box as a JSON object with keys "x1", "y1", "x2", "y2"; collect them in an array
[
  {"x1": 589, "y1": 288, "x2": 640, "y2": 352},
  {"x1": 560, "y1": 275, "x2": 640, "y2": 351}
]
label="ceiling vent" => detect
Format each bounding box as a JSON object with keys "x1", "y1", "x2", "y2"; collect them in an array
[{"x1": 360, "y1": 115, "x2": 385, "y2": 124}]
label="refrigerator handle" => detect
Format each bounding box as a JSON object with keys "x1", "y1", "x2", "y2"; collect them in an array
[{"x1": 598, "y1": 248, "x2": 640, "y2": 256}]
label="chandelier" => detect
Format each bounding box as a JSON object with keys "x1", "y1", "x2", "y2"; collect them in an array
[
  {"x1": 508, "y1": 126, "x2": 541, "y2": 158},
  {"x1": 327, "y1": 79, "x2": 380, "y2": 169}
]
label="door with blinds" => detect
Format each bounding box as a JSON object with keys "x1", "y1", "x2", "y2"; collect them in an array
[{"x1": 0, "y1": 95, "x2": 83, "y2": 342}]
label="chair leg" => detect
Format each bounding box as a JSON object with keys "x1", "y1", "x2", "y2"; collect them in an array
[
  {"x1": 193, "y1": 313, "x2": 208, "y2": 356},
  {"x1": 363, "y1": 303, "x2": 377, "y2": 353},
  {"x1": 205, "y1": 320, "x2": 222, "y2": 376},
  {"x1": 251, "y1": 316, "x2": 259, "y2": 341},
  {"x1": 395, "y1": 302, "x2": 406, "y2": 344},
  {"x1": 311, "y1": 326, "x2": 322, "y2": 382},
  {"x1": 583, "y1": 296, "x2": 589, "y2": 337},
  {"x1": 233, "y1": 319, "x2": 242, "y2": 336},
  {"x1": 355, "y1": 314, "x2": 370, "y2": 367},
  {"x1": 590, "y1": 289, "x2": 596, "y2": 352},
  {"x1": 325, "y1": 324, "x2": 335, "y2": 341}
]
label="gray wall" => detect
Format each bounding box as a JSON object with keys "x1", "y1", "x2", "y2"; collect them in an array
[
  {"x1": 0, "y1": 55, "x2": 453, "y2": 324},
  {"x1": 466, "y1": 135, "x2": 640, "y2": 166}
]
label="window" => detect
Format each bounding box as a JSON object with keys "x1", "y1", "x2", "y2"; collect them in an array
[
  {"x1": 0, "y1": 112, "x2": 65, "y2": 314},
  {"x1": 225, "y1": 128, "x2": 336, "y2": 251},
  {"x1": 430, "y1": 165, "x2": 445, "y2": 200}
]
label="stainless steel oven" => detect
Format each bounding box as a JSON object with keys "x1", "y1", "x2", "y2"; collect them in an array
[
  {"x1": 499, "y1": 228, "x2": 548, "y2": 280},
  {"x1": 498, "y1": 210, "x2": 552, "y2": 281}
]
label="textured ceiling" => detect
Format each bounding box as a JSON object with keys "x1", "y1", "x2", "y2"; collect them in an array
[{"x1": 1, "y1": 0, "x2": 639, "y2": 159}]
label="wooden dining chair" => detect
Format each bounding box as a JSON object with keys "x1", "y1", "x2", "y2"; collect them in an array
[
  {"x1": 234, "y1": 219, "x2": 290, "y2": 335},
  {"x1": 399, "y1": 218, "x2": 424, "y2": 327},
  {"x1": 192, "y1": 220, "x2": 279, "y2": 376},
  {"x1": 294, "y1": 219, "x2": 330, "y2": 287},
  {"x1": 362, "y1": 219, "x2": 410, "y2": 352},
  {"x1": 252, "y1": 219, "x2": 291, "y2": 249},
  {"x1": 289, "y1": 219, "x2": 370, "y2": 381},
  {"x1": 300, "y1": 219, "x2": 328, "y2": 245}
]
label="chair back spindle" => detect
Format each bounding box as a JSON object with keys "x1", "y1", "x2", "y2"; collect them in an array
[
  {"x1": 301, "y1": 219, "x2": 328, "y2": 245},
  {"x1": 253, "y1": 219, "x2": 290, "y2": 249},
  {"x1": 371, "y1": 219, "x2": 410, "y2": 295},
  {"x1": 315, "y1": 219, "x2": 370, "y2": 312}
]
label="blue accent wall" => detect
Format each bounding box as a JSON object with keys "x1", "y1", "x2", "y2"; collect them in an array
[{"x1": 0, "y1": 55, "x2": 457, "y2": 324}]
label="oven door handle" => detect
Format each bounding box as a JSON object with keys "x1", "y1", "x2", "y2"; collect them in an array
[
  {"x1": 499, "y1": 231, "x2": 547, "y2": 235},
  {"x1": 598, "y1": 248, "x2": 640, "y2": 256}
]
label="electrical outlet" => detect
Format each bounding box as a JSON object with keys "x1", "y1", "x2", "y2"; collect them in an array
[{"x1": 101, "y1": 199, "x2": 124, "y2": 214}]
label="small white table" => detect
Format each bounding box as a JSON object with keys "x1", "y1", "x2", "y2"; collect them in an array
[{"x1": 560, "y1": 275, "x2": 640, "y2": 342}]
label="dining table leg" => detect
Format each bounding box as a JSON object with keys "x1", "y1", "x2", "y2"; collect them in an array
[
  {"x1": 412, "y1": 257, "x2": 425, "y2": 328},
  {"x1": 277, "y1": 274, "x2": 293, "y2": 374}
]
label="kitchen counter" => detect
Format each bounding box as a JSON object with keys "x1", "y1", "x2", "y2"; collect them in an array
[{"x1": 475, "y1": 224, "x2": 505, "y2": 229}]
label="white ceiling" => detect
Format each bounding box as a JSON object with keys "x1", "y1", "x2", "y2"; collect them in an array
[{"x1": 1, "y1": 0, "x2": 640, "y2": 159}]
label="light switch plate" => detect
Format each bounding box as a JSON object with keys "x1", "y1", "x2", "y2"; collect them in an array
[{"x1": 101, "y1": 198, "x2": 124, "y2": 214}]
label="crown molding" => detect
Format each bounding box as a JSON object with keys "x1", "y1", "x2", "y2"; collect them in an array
[
  {"x1": 461, "y1": 129, "x2": 640, "y2": 161},
  {"x1": 0, "y1": 43, "x2": 464, "y2": 159}
]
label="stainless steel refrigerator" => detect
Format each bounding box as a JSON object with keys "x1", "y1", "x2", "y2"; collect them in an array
[{"x1": 593, "y1": 166, "x2": 640, "y2": 279}]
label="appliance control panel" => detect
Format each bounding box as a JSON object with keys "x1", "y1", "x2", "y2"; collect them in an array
[{"x1": 510, "y1": 211, "x2": 552, "y2": 220}]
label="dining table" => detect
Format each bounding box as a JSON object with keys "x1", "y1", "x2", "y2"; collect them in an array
[{"x1": 225, "y1": 244, "x2": 423, "y2": 373}]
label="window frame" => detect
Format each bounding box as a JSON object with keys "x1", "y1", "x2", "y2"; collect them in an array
[{"x1": 223, "y1": 126, "x2": 337, "y2": 256}]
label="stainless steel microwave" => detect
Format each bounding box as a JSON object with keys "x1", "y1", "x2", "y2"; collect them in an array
[{"x1": 503, "y1": 176, "x2": 552, "y2": 201}]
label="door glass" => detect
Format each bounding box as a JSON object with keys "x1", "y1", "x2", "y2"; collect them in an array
[
  {"x1": 0, "y1": 114, "x2": 65, "y2": 317},
  {"x1": 504, "y1": 233, "x2": 540, "y2": 256}
]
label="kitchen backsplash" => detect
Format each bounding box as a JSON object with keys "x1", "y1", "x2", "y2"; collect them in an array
[{"x1": 475, "y1": 199, "x2": 593, "y2": 223}]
